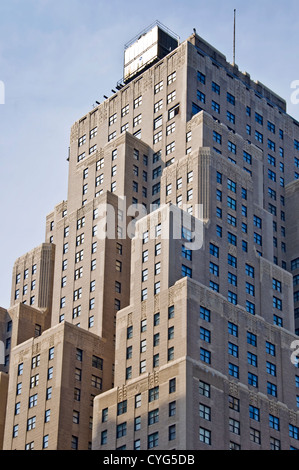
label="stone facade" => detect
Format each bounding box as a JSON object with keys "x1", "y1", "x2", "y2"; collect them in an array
[{"x1": 1, "y1": 23, "x2": 299, "y2": 450}]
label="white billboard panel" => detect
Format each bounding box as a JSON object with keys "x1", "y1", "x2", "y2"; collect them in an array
[{"x1": 124, "y1": 25, "x2": 159, "y2": 82}]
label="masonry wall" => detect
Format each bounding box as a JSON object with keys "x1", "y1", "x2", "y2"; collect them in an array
[
  {"x1": 0, "y1": 372, "x2": 8, "y2": 449},
  {"x1": 3, "y1": 321, "x2": 108, "y2": 450},
  {"x1": 3, "y1": 26, "x2": 299, "y2": 452}
]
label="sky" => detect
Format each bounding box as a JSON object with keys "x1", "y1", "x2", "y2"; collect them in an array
[{"x1": 0, "y1": 0, "x2": 299, "y2": 308}]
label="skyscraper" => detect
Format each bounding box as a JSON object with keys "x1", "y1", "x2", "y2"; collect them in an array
[{"x1": 1, "y1": 21, "x2": 299, "y2": 450}]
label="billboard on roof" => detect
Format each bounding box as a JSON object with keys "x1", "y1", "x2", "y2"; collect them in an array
[{"x1": 124, "y1": 24, "x2": 178, "y2": 83}]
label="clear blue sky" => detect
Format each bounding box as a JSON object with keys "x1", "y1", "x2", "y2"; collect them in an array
[{"x1": 0, "y1": 0, "x2": 299, "y2": 308}]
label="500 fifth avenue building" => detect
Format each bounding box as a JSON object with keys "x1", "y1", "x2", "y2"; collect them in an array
[{"x1": 1, "y1": 21, "x2": 299, "y2": 450}]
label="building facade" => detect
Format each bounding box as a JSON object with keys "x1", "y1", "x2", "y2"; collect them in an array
[{"x1": 1, "y1": 21, "x2": 299, "y2": 450}]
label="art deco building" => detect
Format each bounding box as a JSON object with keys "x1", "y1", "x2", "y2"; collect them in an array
[{"x1": 1, "y1": 21, "x2": 299, "y2": 450}]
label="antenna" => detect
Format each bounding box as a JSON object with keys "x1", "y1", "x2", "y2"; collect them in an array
[{"x1": 233, "y1": 9, "x2": 236, "y2": 66}]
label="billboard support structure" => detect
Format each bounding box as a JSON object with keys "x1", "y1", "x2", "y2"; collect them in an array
[{"x1": 123, "y1": 21, "x2": 179, "y2": 84}]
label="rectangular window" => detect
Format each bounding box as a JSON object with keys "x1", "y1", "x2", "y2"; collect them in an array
[
  {"x1": 227, "y1": 178, "x2": 237, "y2": 193},
  {"x1": 199, "y1": 427, "x2": 211, "y2": 445},
  {"x1": 267, "y1": 121, "x2": 275, "y2": 133},
  {"x1": 246, "y1": 282, "x2": 255, "y2": 296},
  {"x1": 243, "y1": 151, "x2": 252, "y2": 164},
  {"x1": 255, "y1": 130, "x2": 263, "y2": 143},
  {"x1": 200, "y1": 347, "x2": 211, "y2": 364},
  {"x1": 168, "y1": 305, "x2": 174, "y2": 320},
  {"x1": 43, "y1": 434, "x2": 49, "y2": 449},
  {"x1": 101, "y1": 430, "x2": 108, "y2": 445},
  {"x1": 154, "y1": 81, "x2": 163, "y2": 94},
  {"x1": 148, "y1": 432, "x2": 159, "y2": 449},
  {"x1": 182, "y1": 245, "x2": 192, "y2": 260},
  {"x1": 228, "y1": 291, "x2": 237, "y2": 305},
  {"x1": 248, "y1": 372, "x2": 258, "y2": 388},
  {"x1": 197, "y1": 71, "x2": 206, "y2": 84},
  {"x1": 212, "y1": 81, "x2": 220, "y2": 94},
  {"x1": 227, "y1": 110, "x2": 235, "y2": 124},
  {"x1": 246, "y1": 301, "x2": 255, "y2": 315},
  {"x1": 92, "y1": 355, "x2": 103, "y2": 370},
  {"x1": 254, "y1": 233, "x2": 262, "y2": 246},
  {"x1": 168, "y1": 104, "x2": 179, "y2": 120},
  {"x1": 210, "y1": 243, "x2": 219, "y2": 258},
  {"x1": 227, "y1": 92, "x2": 235, "y2": 105},
  {"x1": 213, "y1": 131, "x2": 222, "y2": 145},
  {"x1": 121, "y1": 104, "x2": 129, "y2": 117},
  {"x1": 267, "y1": 382, "x2": 277, "y2": 397},
  {"x1": 141, "y1": 287, "x2": 147, "y2": 302},
  {"x1": 229, "y1": 396, "x2": 240, "y2": 412},
  {"x1": 166, "y1": 122, "x2": 175, "y2": 135},
  {"x1": 249, "y1": 405, "x2": 260, "y2": 421},
  {"x1": 134, "y1": 417, "x2": 141, "y2": 432},
  {"x1": 273, "y1": 278, "x2": 282, "y2": 292},
  {"x1": 289, "y1": 424, "x2": 299, "y2": 439},
  {"x1": 192, "y1": 102, "x2": 202, "y2": 116},
  {"x1": 228, "y1": 141, "x2": 236, "y2": 154},
  {"x1": 228, "y1": 232, "x2": 237, "y2": 246},
  {"x1": 229, "y1": 418, "x2": 240, "y2": 435},
  {"x1": 212, "y1": 100, "x2": 220, "y2": 113},
  {"x1": 117, "y1": 400, "x2": 127, "y2": 416},
  {"x1": 266, "y1": 341, "x2": 276, "y2": 356},
  {"x1": 209, "y1": 261, "x2": 219, "y2": 277},
  {"x1": 267, "y1": 361, "x2": 276, "y2": 377},
  {"x1": 154, "y1": 281, "x2": 160, "y2": 295},
  {"x1": 228, "y1": 343, "x2": 238, "y2": 358},
  {"x1": 89, "y1": 144, "x2": 97, "y2": 155},
  {"x1": 255, "y1": 112, "x2": 263, "y2": 125},
  {"x1": 148, "y1": 409, "x2": 159, "y2": 425},
  {"x1": 250, "y1": 428, "x2": 261, "y2": 445},
  {"x1": 166, "y1": 141, "x2": 175, "y2": 155},
  {"x1": 31, "y1": 355, "x2": 40, "y2": 369},
  {"x1": 27, "y1": 416, "x2": 36, "y2": 431},
  {"x1": 134, "y1": 95, "x2": 142, "y2": 108},
  {"x1": 248, "y1": 351, "x2": 257, "y2": 367},
  {"x1": 228, "y1": 272, "x2": 237, "y2": 287},
  {"x1": 247, "y1": 332, "x2": 257, "y2": 346},
  {"x1": 169, "y1": 401, "x2": 176, "y2": 417},
  {"x1": 152, "y1": 183, "x2": 160, "y2": 196},
  {"x1": 228, "y1": 321, "x2": 238, "y2": 337},
  {"x1": 108, "y1": 131, "x2": 116, "y2": 141},
  {"x1": 200, "y1": 327, "x2": 211, "y2": 343},
  {"x1": 78, "y1": 134, "x2": 86, "y2": 147},
  {"x1": 228, "y1": 254, "x2": 237, "y2": 268},
  {"x1": 109, "y1": 113, "x2": 117, "y2": 126},
  {"x1": 116, "y1": 422, "x2": 127, "y2": 439},
  {"x1": 268, "y1": 139, "x2": 276, "y2": 151},
  {"x1": 199, "y1": 381, "x2": 210, "y2": 399},
  {"x1": 149, "y1": 386, "x2": 159, "y2": 402},
  {"x1": 181, "y1": 264, "x2": 192, "y2": 278},
  {"x1": 268, "y1": 154, "x2": 276, "y2": 166},
  {"x1": 153, "y1": 115, "x2": 162, "y2": 130},
  {"x1": 292, "y1": 258, "x2": 299, "y2": 271},
  {"x1": 154, "y1": 99, "x2": 163, "y2": 112},
  {"x1": 268, "y1": 169, "x2": 276, "y2": 182},
  {"x1": 91, "y1": 375, "x2": 102, "y2": 390},
  {"x1": 229, "y1": 363, "x2": 239, "y2": 378},
  {"x1": 200, "y1": 306, "x2": 210, "y2": 322},
  {"x1": 273, "y1": 296, "x2": 282, "y2": 310}
]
